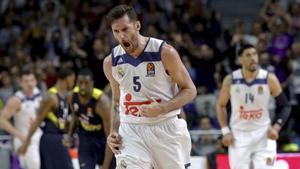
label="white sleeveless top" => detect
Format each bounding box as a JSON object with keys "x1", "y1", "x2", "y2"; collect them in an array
[
  {"x1": 14, "y1": 88, "x2": 42, "y2": 136},
  {"x1": 230, "y1": 68, "x2": 271, "y2": 131},
  {"x1": 111, "y1": 37, "x2": 180, "y2": 124}
]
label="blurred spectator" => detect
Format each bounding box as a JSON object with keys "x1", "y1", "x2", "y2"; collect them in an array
[{"x1": 191, "y1": 115, "x2": 219, "y2": 156}]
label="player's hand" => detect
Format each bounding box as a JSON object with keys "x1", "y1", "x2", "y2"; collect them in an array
[
  {"x1": 17, "y1": 140, "x2": 30, "y2": 155},
  {"x1": 62, "y1": 134, "x2": 72, "y2": 148},
  {"x1": 267, "y1": 127, "x2": 279, "y2": 140},
  {"x1": 140, "y1": 95, "x2": 163, "y2": 117},
  {"x1": 107, "y1": 132, "x2": 122, "y2": 154},
  {"x1": 222, "y1": 133, "x2": 234, "y2": 147}
]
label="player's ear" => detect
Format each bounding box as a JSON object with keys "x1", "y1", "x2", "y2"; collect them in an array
[
  {"x1": 238, "y1": 56, "x2": 243, "y2": 65},
  {"x1": 136, "y1": 21, "x2": 141, "y2": 30}
]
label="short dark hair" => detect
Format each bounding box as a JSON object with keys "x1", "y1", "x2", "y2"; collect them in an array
[
  {"x1": 237, "y1": 44, "x2": 255, "y2": 57},
  {"x1": 57, "y1": 67, "x2": 74, "y2": 79},
  {"x1": 20, "y1": 68, "x2": 34, "y2": 77},
  {"x1": 106, "y1": 5, "x2": 137, "y2": 26},
  {"x1": 78, "y1": 68, "x2": 94, "y2": 80}
]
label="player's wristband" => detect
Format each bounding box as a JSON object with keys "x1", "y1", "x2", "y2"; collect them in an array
[{"x1": 221, "y1": 126, "x2": 231, "y2": 135}]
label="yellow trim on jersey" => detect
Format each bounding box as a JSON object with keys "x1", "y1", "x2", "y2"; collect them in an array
[
  {"x1": 47, "y1": 112, "x2": 65, "y2": 129},
  {"x1": 80, "y1": 121, "x2": 102, "y2": 131},
  {"x1": 46, "y1": 87, "x2": 65, "y2": 129},
  {"x1": 73, "y1": 86, "x2": 79, "y2": 93},
  {"x1": 72, "y1": 86, "x2": 103, "y2": 100},
  {"x1": 92, "y1": 88, "x2": 102, "y2": 100},
  {"x1": 48, "y1": 87, "x2": 58, "y2": 94}
]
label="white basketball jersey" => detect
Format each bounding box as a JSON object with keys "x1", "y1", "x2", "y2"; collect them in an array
[
  {"x1": 14, "y1": 88, "x2": 42, "y2": 135},
  {"x1": 111, "y1": 37, "x2": 180, "y2": 124},
  {"x1": 230, "y1": 69, "x2": 271, "y2": 131}
]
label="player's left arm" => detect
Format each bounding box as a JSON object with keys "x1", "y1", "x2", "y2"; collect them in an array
[
  {"x1": 96, "y1": 92, "x2": 113, "y2": 169},
  {"x1": 161, "y1": 44, "x2": 197, "y2": 112},
  {"x1": 268, "y1": 73, "x2": 291, "y2": 133},
  {"x1": 141, "y1": 43, "x2": 197, "y2": 116}
]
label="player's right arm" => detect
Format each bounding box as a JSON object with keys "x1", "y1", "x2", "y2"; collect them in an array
[
  {"x1": 18, "y1": 92, "x2": 56, "y2": 155},
  {"x1": 63, "y1": 93, "x2": 78, "y2": 147},
  {"x1": 216, "y1": 74, "x2": 234, "y2": 147},
  {"x1": 0, "y1": 96, "x2": 24, "y2": 142},
  {"x1": 103, "y1": 54, "x2": 122, "y2": 154}
]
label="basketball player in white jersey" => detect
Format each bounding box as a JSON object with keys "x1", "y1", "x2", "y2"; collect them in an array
[
  {"x1": 104, "y1": 5, "x2": 197, "y2": 169},
  {"x1": 216, "y1": 44, "x2": 291, "y2": 169},
  {"x1": 0, "y1": 69, "x2": 42, "y2": 169}
]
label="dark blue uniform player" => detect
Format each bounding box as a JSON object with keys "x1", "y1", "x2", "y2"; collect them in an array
[
  {"x1": 18, "y1": 68, "x2": 75, "y2": 169},
  {"x1": 64, "y1": 68, "x2": 114, "y2": 169}
]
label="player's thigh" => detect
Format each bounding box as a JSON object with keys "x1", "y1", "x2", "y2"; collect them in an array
[
  {"x1": 253, "y1": 139, "x2": 276, "y2": 169},
  {"x1": 115, "y1": 154, "x2": 152, "y2": 169},
  {"x1": 117, "y1": 124, "x2": 153, "y2": 169},
  {"x1": 229, "y1": 145, "x2": 252, "y2": 169},
  {"x1": 151, "y1": 118, "x2": 191, "y2": 169}
]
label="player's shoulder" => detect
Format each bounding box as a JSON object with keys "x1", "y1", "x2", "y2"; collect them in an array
[
  {"x1": 266, "y1": 72, "x2": 279, "y2": 82},
  {"x1": 103, "y1": 54, "x2": 112, "y2": 65},
  {"x1": 223, "y1": 74, "x2": 233, "y2": 84},
  {"x1": 92, "y1": 88, "x2": 103, "y2": 100}
]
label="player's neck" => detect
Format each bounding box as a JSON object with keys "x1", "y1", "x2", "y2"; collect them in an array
[
  {"x1": 23, "y1": 90, "x2": 34, "y2": 97},
  {"x1": 242, "y1": 69, "x2": 258, "y2": 81},
  {"x1": 130, "y1": 36, "x2": 148, "y2": 58},
  {"x1": 55, "y1": 82, "x2": 68, "y2": 99},
  {"x1": 79, "y1": 94, "x2": 91, "y2": 105}
]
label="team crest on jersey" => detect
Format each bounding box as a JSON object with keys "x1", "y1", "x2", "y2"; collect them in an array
[
  {"x1": 258, "y1": 86, "x2": 263, "y2": 94},
  {"x1": 73, "y1": 103, "x2": 79, "y2": 112},
  {"x1": 119, "y1": 159, "x2": 127, "y2": 168},
  {"x1": 117, "y1": 67, "x2": 125, "y2": 78},
  {"x1": 266, "y1": 157, "x2": 274, "y2": 166},
  {"x1": 146, "y1": 63, "x2": 155, "y2": 77},
  {"x1": 236, "y1": 87, "x2": 240, "y2": 93},
  {"x1": 87, "y1": 107, "x2": 93, "y2": 117}
]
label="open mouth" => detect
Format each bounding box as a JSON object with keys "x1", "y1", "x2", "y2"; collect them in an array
[{"x1": 122, "y1": 41, "x2": 131, "y2": 49}]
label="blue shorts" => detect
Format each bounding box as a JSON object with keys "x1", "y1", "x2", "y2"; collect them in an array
[{"x1": 40, "y1": 133, "x2": 73, "y2": 169}]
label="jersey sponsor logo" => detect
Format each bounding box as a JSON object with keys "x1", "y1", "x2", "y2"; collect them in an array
[
  {"x1": 146, "y1": 63, "x2": 155, "y2": 77},
  {"x1": 239, "y1": 106, "x2": 263, "y2": 120},
  {"x1": 117, "y1": 57, "x2": 124, "y2": 64},
  {"x1": 123, "y1": 93, "x2": 161, "y2": 117},
  {"x1": 79, "y1": 115, "x2": 102, "y2": 131}
]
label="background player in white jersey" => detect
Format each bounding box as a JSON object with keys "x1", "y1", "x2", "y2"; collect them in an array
[
  {"x1": 0, "y1": 69, "x2": 42, "y2": 169},
  {"x1": 216, "y1": 44, "x2": 291, "y2": 169},
  {"x1": 103, "y1": 4, "x2": 197, "y2": 169}
]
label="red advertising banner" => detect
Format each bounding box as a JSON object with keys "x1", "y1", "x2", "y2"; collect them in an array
[{"x1": 216, "y1": 153, "x2": 300, "y2": 169}]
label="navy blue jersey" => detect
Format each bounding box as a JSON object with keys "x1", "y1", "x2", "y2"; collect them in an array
[
  {"x1": 42, "y1": 87, "x2": 70, "y2": 134},
  {"x1": 72, "y1": 87, "x2": 105, "y2": 139}
]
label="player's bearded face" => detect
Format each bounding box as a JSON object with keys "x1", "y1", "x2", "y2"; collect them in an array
[
  {"x1": 111, "y1": 15, "x2": 140, "y2": 54},
  {"x1": 241, "y1": 48, "x2": 258, "y2": 72}
]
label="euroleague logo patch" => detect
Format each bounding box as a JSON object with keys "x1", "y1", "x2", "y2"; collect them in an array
[{"x1": 146, "y1": 63, "x2": 155, "y2": 77}]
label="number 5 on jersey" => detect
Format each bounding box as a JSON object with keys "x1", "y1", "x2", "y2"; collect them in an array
[{"x1": 133, "y1": 76, "x2": 141, "y2": 92}]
